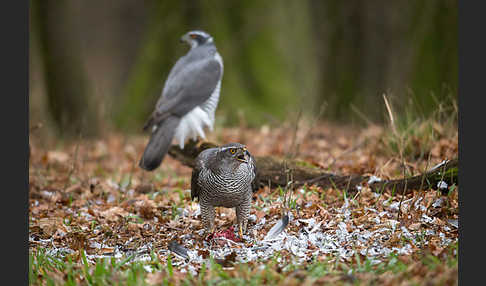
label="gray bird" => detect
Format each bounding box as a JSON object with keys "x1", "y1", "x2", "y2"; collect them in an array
[
  {"x1": 191, "y1": 143, "x2": 257, "y2": 237},
  {"x1": 139, "y1": 30, "x2": 223, "y2": 171}
]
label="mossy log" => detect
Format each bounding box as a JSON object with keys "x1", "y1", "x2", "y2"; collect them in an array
[{"x1": 168, "y1": 141, "x2": 458, "y2": 195}]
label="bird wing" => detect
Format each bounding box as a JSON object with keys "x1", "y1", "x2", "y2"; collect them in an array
[
  {"x1": 190, "y1": 165, "x2": 201, "y2": 201},
  {"x1": 144, "y1": 54, "x2": 222, "y2": 130},
  {"x1": 191, "y1": 151, "x2": 208, "y2": 201},
  {"x1": 191, "y1": 148, "x2": 216, "y2": 200},
  {"x1": 248, "y1": 152, "x2": 259, "y2": 192},
  {"x1": 251, "y1": 163, "x2": 259, "y2": 193}
]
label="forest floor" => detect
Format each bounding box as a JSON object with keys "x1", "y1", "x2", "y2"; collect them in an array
[{"x1": 29, "y1": 117, "x2": 458, "y2": 285}]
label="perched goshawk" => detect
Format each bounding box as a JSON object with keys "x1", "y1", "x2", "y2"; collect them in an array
[
  {"x1": 191, "y1": 143, "x2": 257, "y2": 237},
  {"x1": 139, "y1": 30, "x2": 223, "y2": 171}
]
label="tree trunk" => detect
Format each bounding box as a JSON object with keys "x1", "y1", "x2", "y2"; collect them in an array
[{"x1": 31, "y1": 0, "x2": 97, "y2": 138}]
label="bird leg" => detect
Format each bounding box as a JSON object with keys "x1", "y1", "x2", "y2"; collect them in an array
[
  {"x1": 235, "y1": 202, "x2": 250, "y2": 238},
  {"x1": 200, "y1": 203, "x2": 215, "y2": 236}
]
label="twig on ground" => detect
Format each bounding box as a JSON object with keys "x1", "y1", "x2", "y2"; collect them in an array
[
  {"x1": 289, "y1": 103, "x2": 327, "y2": 160},
  {"x1": 64, "y1": 132, "x2": 82, "y2": 190},
  {"x1": 287, "y1": 108, "x2": 303, "y2": 160}
]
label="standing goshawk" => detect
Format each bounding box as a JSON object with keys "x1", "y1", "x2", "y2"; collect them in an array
[
  {"x1": 139, "y1": 30, "x2": 223, "y2": 171},
  {"x1": 191, "y1": 143, "x2": 258, "y2": 237}
]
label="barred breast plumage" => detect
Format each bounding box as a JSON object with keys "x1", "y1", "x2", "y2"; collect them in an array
[{"x1": 191, "y1": 143, "x2": 257, "y2": 237}]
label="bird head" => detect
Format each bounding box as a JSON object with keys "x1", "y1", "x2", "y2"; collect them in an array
[
  {"x1": 216, "y1": 143, "x2": 252, "y2": 168},
  {"x1": 180, "y1": 30, "x2": 213, "y2": 49}
]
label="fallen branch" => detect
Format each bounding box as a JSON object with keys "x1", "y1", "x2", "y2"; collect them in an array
[
  {"x1": 369, "y1": 159, "x2": 458, "y2": 195},
  {"x1": 168, "y1": 142, "x2": 458, "y2": 195}
]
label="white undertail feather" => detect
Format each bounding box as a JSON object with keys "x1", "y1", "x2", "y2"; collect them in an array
[{"x1": 174, "y1": 106, "x2": 212, "y2": 149}]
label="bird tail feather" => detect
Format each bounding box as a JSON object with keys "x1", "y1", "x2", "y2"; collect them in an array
[{"x1": 139, "y1": 115, "x2": 180, "y2": 171}]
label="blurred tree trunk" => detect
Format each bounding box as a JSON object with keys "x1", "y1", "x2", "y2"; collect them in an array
[
  {"x1": 409, "y1": 0, "x2": 458, "y2": 114},
  {"x1": 114, "y1": 1, "x2": 189, "y2": 132},
  {"x1": 31, "y1": 0, "x2": 98, "y2": 138},
  {"x1": 309, "y1": 1, "x2": 359, "y2": 121},
  {"x1": 309, "y1": 0, "x2": 457, "y2": 123},
  {"x1": 200, "y1": 0, "x2": 317, "y2": 125}
]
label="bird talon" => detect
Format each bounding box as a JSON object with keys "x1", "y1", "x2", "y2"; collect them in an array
[{"x1": 239, "y1": 225, "x2": 244, "y2": 238}]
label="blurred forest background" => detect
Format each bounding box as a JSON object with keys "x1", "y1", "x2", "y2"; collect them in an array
[{"x1": 29, "y1": 0, "x2": 457, "y2": 140}]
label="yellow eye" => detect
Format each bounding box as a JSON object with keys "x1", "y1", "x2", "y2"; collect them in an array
[
  {"x1": 190, "y1": 34, "x2": 197, "y2": 39},
  {"x1": 229, "y1": 148, "x2": 236, "y2": 154}
]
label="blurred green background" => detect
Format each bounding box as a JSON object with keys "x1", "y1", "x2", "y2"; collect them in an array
[{"x1": 29, "y1": 0, "x2": 457, "y2": 139}]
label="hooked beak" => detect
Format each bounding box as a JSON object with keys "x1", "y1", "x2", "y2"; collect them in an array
[{"x1": 236, "y1": 148, "x2": 249, "y2": 163}]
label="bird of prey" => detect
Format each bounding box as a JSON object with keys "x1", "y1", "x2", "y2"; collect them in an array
[
  {"x1": 139, "y1": 30, "x2": 223, "y2": 171},
  {"x1": 191, "y1": 143, "x2": 257, "y2": 238}
]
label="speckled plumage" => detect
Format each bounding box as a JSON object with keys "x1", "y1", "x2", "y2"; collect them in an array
[{"x1": 191, "y1": 143, "x2": 257, "y2": 236}]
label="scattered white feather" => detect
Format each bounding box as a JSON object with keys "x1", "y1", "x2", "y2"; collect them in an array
[
  {"x1": 437, "y1": 181, "x2": 448, "y2": 190},
  {"x1": 33, "y1": 187, "x2": 457, "y2": 275},
  {"x1": 429, "y1": 160, "x2": 448, "y2": 172},
  {"x1": 432, "y1": 197, "x2": 445, "y2": 208},
  {"x1": 447, "y1": 219, "x2": 458, "y2": 228},
  {"x1": 367, "y1": 176, "x2": 382, "y2": 185},
  {"x1": 264, "y1": 214, "x2": 290, "y2": 241}
]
